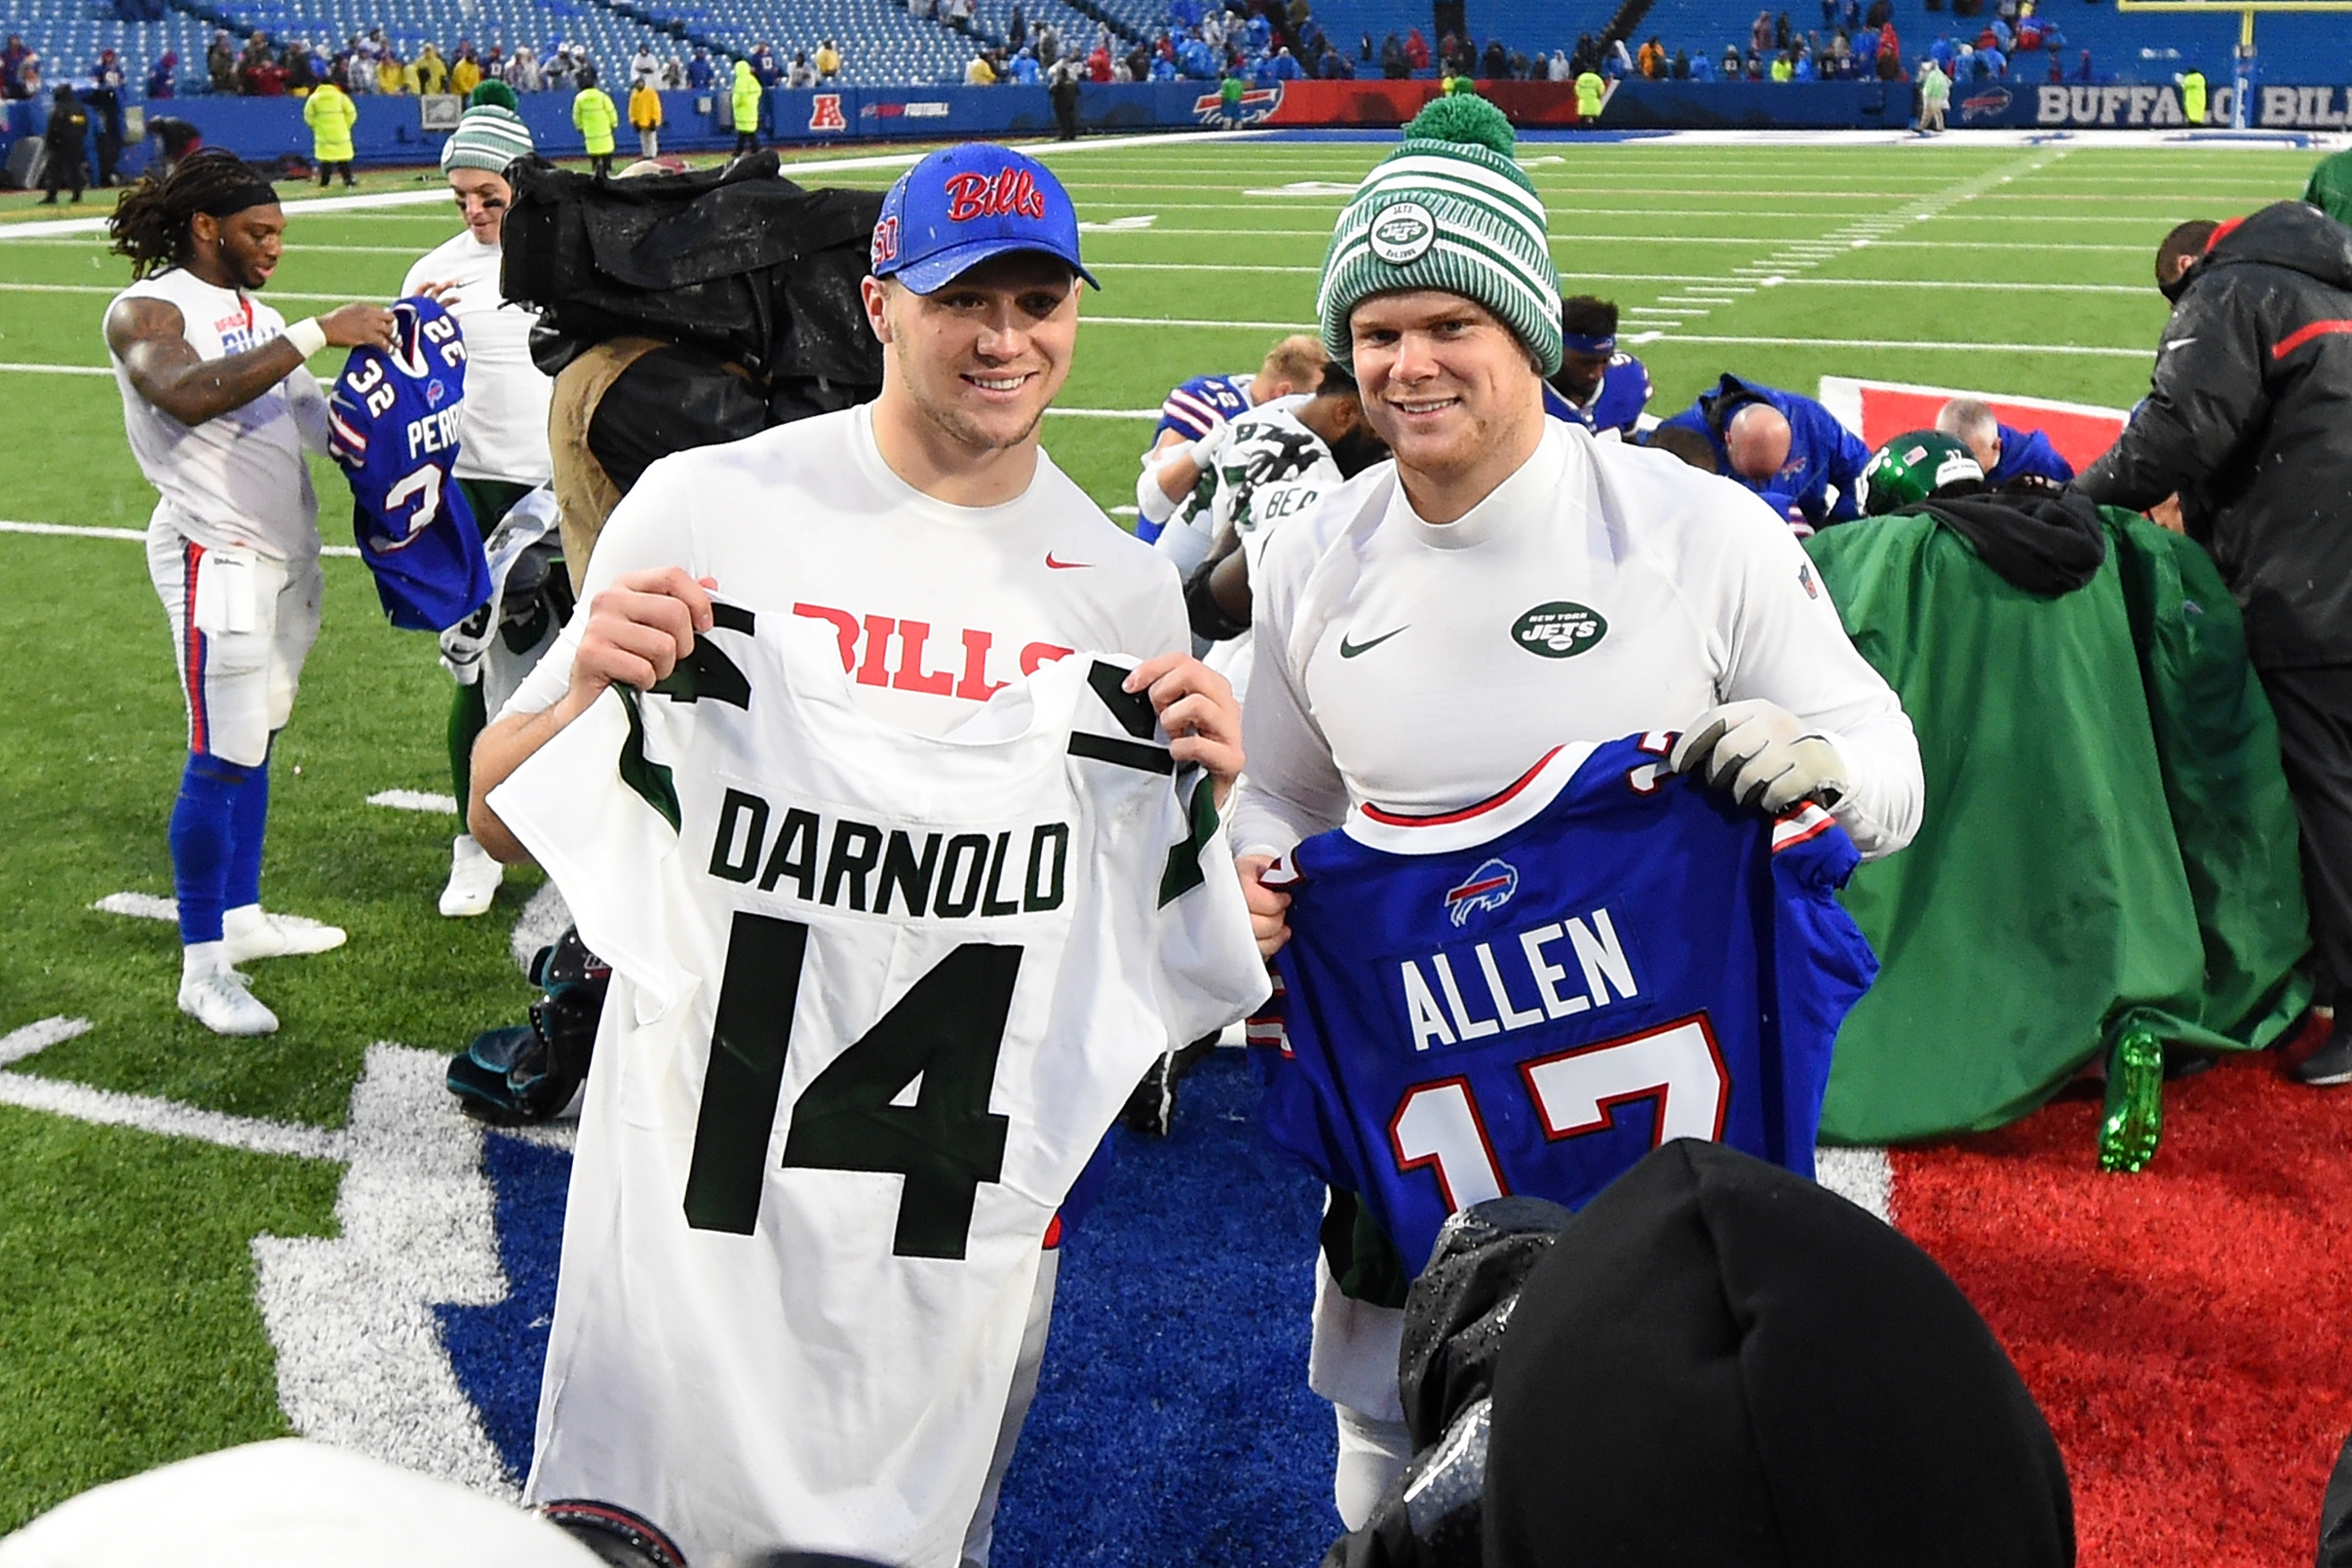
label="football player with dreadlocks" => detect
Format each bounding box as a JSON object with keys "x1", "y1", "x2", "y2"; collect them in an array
[{"x1": 104, "y1": 150, "x2": 396, "y2": 1035}]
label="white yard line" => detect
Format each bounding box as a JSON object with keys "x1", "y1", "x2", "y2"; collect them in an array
[
  {"x1": 0, "y1": 361, "x2": 108, "y2": 376},
  {"x1": 0, "y1": 518, "x2": 363, "y2": 557},
  {"x1": 1623, "y1": 331, "x2": 2146, "y2": 358},
  {"x1": 1814, "y1": 1145, "x2": 1894, "y2": 1224},
  {"x1": 0, "y1": 128, "x2": 1276, "y2": 242},
  {"x1": 0, "y1": 1069, "x2": 351, "y2": 1160},
  {"x1": 90, "y1": 891, "x2": 178, "y2": 922},
  {"x1": 251, "y1": 1043, "x2": 517, "y2": 1494},
  {"x1": 0, "y1": 1015, "x2": 94, "y2": 1068},
  {"x1": 1641, "y1": 143, "x2": 2076, "y2": 330},
  {"x1": 0, "y1": 1018, "x2": 578, "y2": 1493}
]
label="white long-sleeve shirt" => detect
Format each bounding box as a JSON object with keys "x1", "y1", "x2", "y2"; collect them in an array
[
  {"x1": 401, "y1": 231, "x2": 553, "y2": 486},
  {"x1": 1232, "y1": 419, "x2": 1922, "y2": 862}
]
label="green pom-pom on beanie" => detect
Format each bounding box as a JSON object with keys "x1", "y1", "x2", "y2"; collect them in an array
[
  {"x1": 1314, "y1": 92, "x2": 1562, "y2": 375},
  {"x1": 1402, "y1": 93, "x2": 1517, "y2": 157},
  {"x1": 467, "y1": 80, "x2": 520, "y2": 111}
]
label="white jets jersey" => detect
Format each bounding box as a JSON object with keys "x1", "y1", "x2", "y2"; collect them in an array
[
  {"x1": 1154, "y1": 397, "x2": 1343, "y2": 700},
  {"x1": 1158, "y1": 396, "x2": 1341, "y2": 580},
  {"x1": 107, "y1": 267, "x2": 328, "y2": 559},
  {"x1": 489, "y1": 615, "x2": 1268, "y2": 1568}
]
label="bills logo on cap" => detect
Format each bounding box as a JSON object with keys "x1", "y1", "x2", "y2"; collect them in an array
[
  {"x1": 1369, "y1": 201, "x2": 1437, "y2": 265},
  {"x1": 945, "y1": 168, "x2": 1048, "y2": 223},
  {"x1": 869, "y1": 144, "x2": 1100, "y2": 295},
  {"x1": 1444, "y1": 858, "x2": 1519, "y2": 927}
]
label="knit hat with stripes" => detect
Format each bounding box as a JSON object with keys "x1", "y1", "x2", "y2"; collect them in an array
[
  {"x1": 1316, "y1": 95, "x2": 1562, "y2": 376},
  {"x1": 440, "y1": 97, "x2": 535, "y2": 178}
]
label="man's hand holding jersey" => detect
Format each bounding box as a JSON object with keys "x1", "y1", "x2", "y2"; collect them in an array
[
  {"x1": 1124, "y1": 651, "x2": 1245, "y2": 803},
  {"x1": 1670, "y1": 699, "x2": 1848, "y2": 814},
  {"x1": 557, "y1": 566, "x2": 720, "y2": 724}
]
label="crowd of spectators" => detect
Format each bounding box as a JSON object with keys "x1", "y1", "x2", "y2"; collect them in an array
[
  {"x1": 0, "y1": 26, "x2": 856, "y2": 100},
  {"x1": 1629, "y1": 0, "x2": 2097, "y2": 85}
]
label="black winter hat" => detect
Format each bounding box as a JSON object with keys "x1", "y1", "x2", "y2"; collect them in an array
[{"x1": 1484, "y1": 1140, "x2": 2073, "y2": 1568}]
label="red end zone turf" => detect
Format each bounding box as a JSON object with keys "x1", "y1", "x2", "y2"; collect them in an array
[{"x1": 1892, "y1": 1041, "x2": 2352, "y2": 1565}]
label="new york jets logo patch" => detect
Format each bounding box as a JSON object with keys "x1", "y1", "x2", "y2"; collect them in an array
[
  {"x1": 1369, "y1": 201, "x2": 1437, "y2": 265},
  {"x1": 1511, "y1": 601, "x2": 1607, "y2": 659}
]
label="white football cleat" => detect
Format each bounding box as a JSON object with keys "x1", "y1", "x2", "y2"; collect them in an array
[
  {"x1": 440, "y1": 834, "x2": 504, "y2": 918},
  {"x1": 221, "y1": 905, "x2": 348, "y2": 965},
  {"x1": 177, "y1": 969, "x2": 280, "y2": 1036}
]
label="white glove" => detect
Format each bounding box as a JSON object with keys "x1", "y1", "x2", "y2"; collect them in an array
[
  {"x1": 1184, "y1": 417, "x2": 1238, "y2": 472},
  {"x1": 1670, "y1": 700, "x2": 1848, "y2": 814}
]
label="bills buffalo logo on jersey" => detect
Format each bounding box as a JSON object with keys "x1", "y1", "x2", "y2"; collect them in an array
[
  {"x1": 1444, "y1": 858, "x2": 1519, "y2": 928},
  {"x1": 945, "y1": 169, "x2": 1046, "y2": 223}
]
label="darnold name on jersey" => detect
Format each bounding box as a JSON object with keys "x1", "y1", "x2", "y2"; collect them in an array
[
  {"x1": 705, "y1": 786, "x2": 1073, "y2": 919},
  {"x1": 1400, "y1": 908, "x2": 1639, "y2": 1052}
]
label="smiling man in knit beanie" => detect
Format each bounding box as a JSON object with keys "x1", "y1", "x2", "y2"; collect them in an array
[
  {"x1": 1228, "y1": 95, "x2": 1928, "y2": 1526},
  {"x1": 403, "y1": 78, "x2": 556, "y2": 919}
]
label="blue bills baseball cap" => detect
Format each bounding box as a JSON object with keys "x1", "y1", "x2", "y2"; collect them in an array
[{"x1": 868, "y1": 144, "x2": 1099, "y2": 294}]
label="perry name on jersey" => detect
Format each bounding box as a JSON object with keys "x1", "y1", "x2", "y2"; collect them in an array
[
  {"x1": 327, "y1": 296, "x2": 491, "y2": 631},
  {"x1": 1256, "y1": 732, "x2": 1877, "y2": 1273}
]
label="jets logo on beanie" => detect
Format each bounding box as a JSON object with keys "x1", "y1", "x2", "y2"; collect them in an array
[{"x1": 1316, "y1": 95, "x2": 1563, "y2": 376}]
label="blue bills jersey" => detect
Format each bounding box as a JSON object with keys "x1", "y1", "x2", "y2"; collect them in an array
[
  {"x1": 1547, "y1": 351, "x2": 1653, "y2": 440},
  {"x1": 1256, "y1": 733, "x2": 1876, "y2": 1272},
  {"x1": 327, "y1": 296, "x2": 490, "y2": 632},
  {"x1": 1153, "y1": 373, "x2": 1254, "y2": 442},
  {"x1": 1658, "y1": 374, "x2": 1872, "y2": 530},
  {"x1": 1987, "y1": 422, "x2": 2076, "y2": 488}
]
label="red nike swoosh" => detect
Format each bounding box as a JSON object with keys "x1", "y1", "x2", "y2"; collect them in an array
[{"x1": 1045, "y1": 554, "x2": 1092, "y2": 570}]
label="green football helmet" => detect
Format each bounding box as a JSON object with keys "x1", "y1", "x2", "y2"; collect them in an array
[{"x1": 1859, "y1": 430, "x2": 1985, "y2": 516}]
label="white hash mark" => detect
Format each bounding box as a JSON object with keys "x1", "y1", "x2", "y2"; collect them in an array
[{"x1": 368, "y1": 789, "x2": 462, "y2": 815}]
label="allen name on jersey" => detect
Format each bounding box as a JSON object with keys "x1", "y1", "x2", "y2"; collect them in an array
[{"x1": 1393, "y1": 900, "x2": 1639, "y2": 1052}]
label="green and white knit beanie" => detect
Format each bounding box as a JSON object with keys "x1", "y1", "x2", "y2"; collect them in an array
[
  {"x1": 440, "y1": 95, "x2": 534, "y2": 177},
  {"x1": 1316, "y1": 95, "x2": 1562, "y2": 376}
]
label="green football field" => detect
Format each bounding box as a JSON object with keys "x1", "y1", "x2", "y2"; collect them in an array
[{"x1": 0, "y1": 130, "x2": 2327, "y2": 1534}]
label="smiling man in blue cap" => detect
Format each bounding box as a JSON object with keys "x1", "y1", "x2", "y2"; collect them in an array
[{"x1": 466, "y1": 144, "x2": 1253, "y2": 1568}]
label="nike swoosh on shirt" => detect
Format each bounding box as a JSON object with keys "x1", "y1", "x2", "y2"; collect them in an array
[
  {"x1": 1044, "y1": 554, "x2": 1092, "y2": 570},
  {"x1": 1338, "y1": 627, "x2": 1407, "y2": 658},
  {"x1": 2162, "y1": 336, "x2": 2198, "y2": 352}
]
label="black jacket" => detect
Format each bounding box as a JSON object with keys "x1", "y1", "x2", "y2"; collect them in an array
[
  {"x1": 44, "y1": 99, "x2": 89, "y2": 151},
  {"x1": 2077, "y1": 200, "x2": 2352, "y2": 668}
]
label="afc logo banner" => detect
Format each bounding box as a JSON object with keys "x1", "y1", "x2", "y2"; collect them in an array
[{"x1": 808, "y1": 93, "x2": 847, "y2": 132}]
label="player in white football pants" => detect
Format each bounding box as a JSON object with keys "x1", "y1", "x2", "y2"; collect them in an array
[
  {"x1": 104, "y1": 151, "x2": 394, "y2": 1036},
  {"x1": 470, "y1": 144, "x2": 1253, "y2": 1568},
  {"x1": 1229, "y1": 98, "x2": 1926, "y2": 1527}
]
